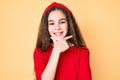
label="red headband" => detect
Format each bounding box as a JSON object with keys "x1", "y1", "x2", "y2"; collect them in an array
[{"x1": 43, "y1": 2, "x2": 71, "y2": 16}]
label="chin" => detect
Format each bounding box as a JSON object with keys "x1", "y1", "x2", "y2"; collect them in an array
[{"x1": 54, "y1": 37, "x2": 64, "y2": 41}]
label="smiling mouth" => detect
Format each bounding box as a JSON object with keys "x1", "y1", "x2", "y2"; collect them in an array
[{"x1": 54, "y1": 32, "x2": 63, "y2": 36}]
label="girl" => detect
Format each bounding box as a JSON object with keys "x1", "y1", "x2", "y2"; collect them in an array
[{"x1": 34, "y1": 2, "x2": 92, "y2": 80}]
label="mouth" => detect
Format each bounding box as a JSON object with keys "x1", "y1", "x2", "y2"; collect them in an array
[{"x1": 53, "y1": 32, "x2": 64, "y2": 36}]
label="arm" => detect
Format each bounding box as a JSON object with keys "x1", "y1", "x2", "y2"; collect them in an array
[
  {"x1": 34, "y1": 36, "x2": 73, "y2": 80},
  {"x1": 41, "y1": 48, "x2": 60, "y2": 80},
  {"x1": 33, "y1": 48, "x2": 46, "y2": 80},
  {"x1": 78, "y1": 49, "x2": 92, "y2": 80},
  {"x1": 33, "y1": 48, "x2": 60, "y2": 80},
  {"x1": 41, "y1": 36, "x2": 72, "y2": 80}
]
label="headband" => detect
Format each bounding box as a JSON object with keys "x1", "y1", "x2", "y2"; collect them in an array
[{"x1": 43, "y1": 2, "x2": 71, "y2": 16}]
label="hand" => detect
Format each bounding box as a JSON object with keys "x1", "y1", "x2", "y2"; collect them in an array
[{"x1": 50, "y1": 35, "x2": 73, "y2": 53}]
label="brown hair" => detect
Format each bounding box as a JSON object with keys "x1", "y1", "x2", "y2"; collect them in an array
[{"x1": 36, "y1": 6, "x2": 86, "y2": 51}]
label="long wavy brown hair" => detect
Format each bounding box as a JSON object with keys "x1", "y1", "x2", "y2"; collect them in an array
[{"x1": 36, "y1": 6, "x2": 86, "y2": 51}]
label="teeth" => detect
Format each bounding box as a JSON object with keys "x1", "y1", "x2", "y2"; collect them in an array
[
  {"x1": 55, "y1": 32, "x2": 60, "y2": 36},
  {"x1": 54, "y1": 32, "x2": 62, "y2": 36}
]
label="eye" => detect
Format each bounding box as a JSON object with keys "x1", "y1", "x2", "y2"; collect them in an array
[
  {"x1": 60, "y1": 21, "x2": 66, "y2": 24},
  {"x1": 48, "y1": 22, "x2": 54, "y2": 25}
]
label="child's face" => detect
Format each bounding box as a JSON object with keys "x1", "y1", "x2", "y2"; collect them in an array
[{"x1": 48, "y1": 10, "x2": 68, "y2": 41}]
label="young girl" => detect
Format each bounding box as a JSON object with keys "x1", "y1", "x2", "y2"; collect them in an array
[{"x1": 33, "y1": 2, "x2": 92, "y2": 80}]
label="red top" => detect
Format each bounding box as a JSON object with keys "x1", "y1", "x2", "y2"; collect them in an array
[{"x1": 33, "y1": 46, "x2": 92, "y2": 80}]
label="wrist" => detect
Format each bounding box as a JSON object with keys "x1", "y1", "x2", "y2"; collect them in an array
[{"x1": 53, "y1": 47, "x2": 61, "y2": 55}]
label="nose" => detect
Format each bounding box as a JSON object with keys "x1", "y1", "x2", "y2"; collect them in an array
[{"x1": 55, "y1": 23, "x2": 60, "y2": 30}]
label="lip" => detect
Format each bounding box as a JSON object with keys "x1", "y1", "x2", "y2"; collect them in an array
[{"x1": 53, "y1": 31, "x2": 64, "y2": 37}]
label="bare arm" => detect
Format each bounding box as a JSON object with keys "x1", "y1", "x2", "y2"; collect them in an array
[{"x1": 41, "y1": 35, "x2": 73, "y2": 80}]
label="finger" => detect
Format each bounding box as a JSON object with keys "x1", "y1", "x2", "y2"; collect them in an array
[
  {"x1": 64, "y1": 35, "x2": 73, "y2": 40},
  {"x1": 50, "y1": 37, "x2": 56, "y2": 43}
]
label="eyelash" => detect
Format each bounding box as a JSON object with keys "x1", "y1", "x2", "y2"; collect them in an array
[
  {"x1": 49, "y1": 23, "x2": 54, "y2": 25},
  {"x1": 48, "y1": 21, "x2": 66, "y2": 25},
  {"x1": 60, "y1": 21, "x2": 66, "y2": 24}
]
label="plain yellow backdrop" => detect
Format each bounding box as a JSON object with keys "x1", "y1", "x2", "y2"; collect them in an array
[{"x1": 0, "y1": 0, "x2": 120, "y2": 80}]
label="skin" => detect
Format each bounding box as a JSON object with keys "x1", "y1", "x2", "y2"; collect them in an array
[
  {"x1": 48, "y1": 10, "x2": 68, "y2": 41},
  {"x1": 41, "y1": 10, "x2": 73, "y2": 80}
]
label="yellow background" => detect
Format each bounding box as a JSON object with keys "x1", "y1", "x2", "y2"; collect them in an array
[{"x1": 0, "y1": 0, "x2": 120, "y2": 80}]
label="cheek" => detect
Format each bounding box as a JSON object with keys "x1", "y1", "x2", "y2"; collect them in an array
[
  {"x1": 66, "y1": 26, "x2": 68, "y2": 31},
  {"x1": 48, "y1": 27, "x2": 53, "y2": 35},
  {"x1": 63, "y1": 25, "x2": 68, "y2": 32}
]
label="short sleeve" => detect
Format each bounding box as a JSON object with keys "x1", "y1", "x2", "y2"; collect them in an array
[
  {"x1": 78, "y1": 48, "x2": 92, "y2": 80},
  {"x1": 33, "y1": 48, "x2": 46, "y2": 80}
]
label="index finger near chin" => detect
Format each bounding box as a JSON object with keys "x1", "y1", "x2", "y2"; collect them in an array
[{"x1": 64, "y1": 35, "x2": 73, "y2": 40}]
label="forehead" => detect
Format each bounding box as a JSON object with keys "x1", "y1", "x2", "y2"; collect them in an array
[{"x1": 48, "y1": 10, "x2": 66, "y2": 20}]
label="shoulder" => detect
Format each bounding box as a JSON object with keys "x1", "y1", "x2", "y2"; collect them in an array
[
  {"x1": 33, "y1": 47, "x2": 53, "y2": 58},
  {"x1": 79, "y1": 47, "x2": 89, "y2": 54},
  {"x1": 72, "y1": 46, "x2": 90, "y2": 55},
  {"x1": 34, "y1": 48, "x2": 43, "y2": 55},
  {"x1": 71, "y1": 46, "x2": 90, "y2": 60},
  {"x1": 33, "y1": 48, "x2": 43, "y2": 58},
  {"x1": 33, "y1": 48, "x2": 48, "y2": 62}
]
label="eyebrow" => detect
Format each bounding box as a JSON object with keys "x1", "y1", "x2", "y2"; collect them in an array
[
  {"x1": 59, "y1": 18, "x2": 67, "y2": 21},
  {"x1": 48, "y1": 20, "x2": 54, "y2": 22},
  {"x1": 48, "y1": 18, "x2": 67, "y2": 22}
]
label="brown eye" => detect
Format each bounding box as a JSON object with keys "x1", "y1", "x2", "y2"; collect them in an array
[
  {"x1": 60, "y1": 21, "x2": 65, "y2": 24},
  {"x1": 49, "y1": 23, "x2": 54, "y2": 25}
]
